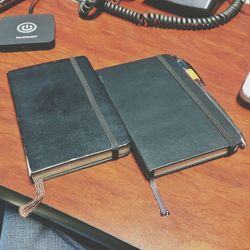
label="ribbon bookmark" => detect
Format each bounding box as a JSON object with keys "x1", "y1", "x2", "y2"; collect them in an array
[
  {"x1": 149, "y1": 178, "x2": 170, "y2": 216},
  {"x1": 19, "y1": 178, "x2": 45, "y2": 218}
]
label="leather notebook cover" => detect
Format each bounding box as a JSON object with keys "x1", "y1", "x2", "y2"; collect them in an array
[
  {"x1": 8, "y1": 56, "x2": 130, "y2": 182},
  {"x1": 97, "y1": 54, "x2": 246, "y2": 179}
]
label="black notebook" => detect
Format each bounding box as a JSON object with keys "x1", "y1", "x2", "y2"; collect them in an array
[
  {"x1": 8, "y1": 56, "x2": 130, "y2": 216},
  {"x1": 98, "y1": 55, "x2": 246, "y2": 179},
  {"x1": 98, "y1": 54, "x2": 246, "y2": 216}
]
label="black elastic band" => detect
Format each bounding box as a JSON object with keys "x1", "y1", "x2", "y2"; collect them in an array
[
  {"x1": 157, "y1": 55, "x2": 234, "y2": 148},
  {"x1": 112, "y1": 147, "x2": 119, "y2": 160},
  {"x1": 70, "y1": 57, "x2": 119, "y2": 159}
]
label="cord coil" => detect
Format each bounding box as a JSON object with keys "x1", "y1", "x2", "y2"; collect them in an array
[{"x1": 79, "y1": 0, "x2": 246, "y2": 29}]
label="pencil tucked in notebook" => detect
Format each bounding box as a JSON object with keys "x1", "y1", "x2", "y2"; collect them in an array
[
  {"x1": 8, "y1": 56, "x2": 130, "y2": 217},
  {"x1": 97, "y1": 54, "x2": 246, "y2": 215}
]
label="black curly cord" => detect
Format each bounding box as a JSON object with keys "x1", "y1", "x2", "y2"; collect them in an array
[
  {"x1": 29, "y1": 0, "x2": 41, "y2": 14},
  {"x1": 79, "y1": 0, "x2": 246, "y2": 30}
]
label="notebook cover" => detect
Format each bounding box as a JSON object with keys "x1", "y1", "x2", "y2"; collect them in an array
[
  {"x1": 8, "y1": 56, "x2": 130, "y2": 180},
  {"x1": 97, "y1": 55, "x2": 244, "y2": 179}
]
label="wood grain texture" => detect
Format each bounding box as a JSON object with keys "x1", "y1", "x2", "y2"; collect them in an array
[{"x1": 0, "y1": 1, "x2": 250, "y2": 249}]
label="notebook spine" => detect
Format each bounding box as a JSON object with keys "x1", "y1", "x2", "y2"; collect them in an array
[{"x1": 131, "y1": 141, "x2": 152, "y2": 180}]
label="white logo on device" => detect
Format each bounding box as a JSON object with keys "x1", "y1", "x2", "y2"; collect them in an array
[{"x1": 17, "y1": 22, "x2": 37, "y2": 33}]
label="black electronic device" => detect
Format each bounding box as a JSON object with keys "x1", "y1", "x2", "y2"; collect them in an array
[
  {"x1": 78, "y1": 0, "x2": 248, "y2": 30},
  {"x1": 144, "y1": 0, "x2": 224, "y2": 17},
  {"x1": 0, "y1": 14, "x2": 55, "y2": 52},
  {"x1": 0, "y1": 0, "x2": 24, "y2": 13}
]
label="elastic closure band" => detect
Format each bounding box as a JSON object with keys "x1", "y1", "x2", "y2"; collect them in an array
[
  {"x1": 112, "y1": 147, "x2": 119, "y2": 160},
  {"x1": 70, "y1": 57, "x2": 119, "y2": 159},
  {"x1": 157, "y1": 55, "x2": 234, "y2": 148}
]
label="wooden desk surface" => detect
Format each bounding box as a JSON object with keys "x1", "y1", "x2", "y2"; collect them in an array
[{"x1": 0, "y1": 1, "x2": 250, "y2": 249}]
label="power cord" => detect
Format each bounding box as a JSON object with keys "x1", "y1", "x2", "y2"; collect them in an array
[
  {"x1": 28, "y1": 0, "x2": 40, "y2": 14},
  {"x1": 79, "y1": 0, "x2": 249, "y2": 30}
]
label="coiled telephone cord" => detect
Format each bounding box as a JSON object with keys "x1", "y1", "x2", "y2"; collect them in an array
[{"x1": 79, "y1": 0, "x2": 247, "y2": 30}]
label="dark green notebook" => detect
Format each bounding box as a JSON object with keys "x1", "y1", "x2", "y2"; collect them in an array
[
  {"x1": 8, "y1": 56, "x2": 130, "y2": 217},
  {"x1": 8, "y1": 56, "x2": 130, "y2": 183},
  {"x1": 98, "y1": 54, "x2": 246, "y2": 215},
  {"x1": 98, "y1": 54, "x2": 246, "y2": 179}
]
